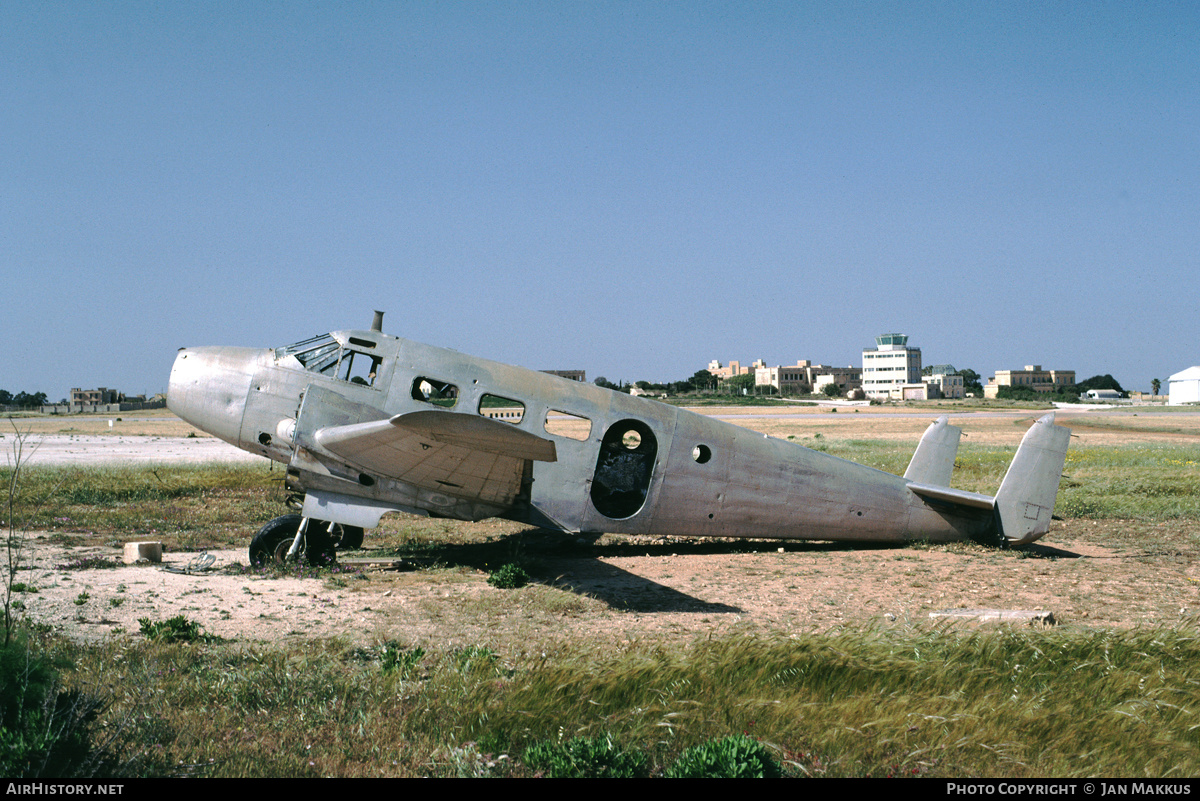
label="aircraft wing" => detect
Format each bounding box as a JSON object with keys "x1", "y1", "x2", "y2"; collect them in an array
[{"x1": 313, "y1": 409, "x2": 557, "y2": 507}]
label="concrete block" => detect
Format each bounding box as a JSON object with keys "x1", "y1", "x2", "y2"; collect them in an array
[{"x1": 123, "y1": 541, "x2": 163, "y2": 564}]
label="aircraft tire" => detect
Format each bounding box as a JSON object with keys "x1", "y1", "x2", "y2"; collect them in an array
[
  {"x1": 333, "y1": 524, "x2": 364, "y2": 550},
  {"x1": 248, "y1": 514, "x2": 342, "y2": 567},
  {"x1": 249, "y1": 514, "x2": 303, "y2": 567},
  {"x1": 304, "y1": 524, "x2": 337, "y2": 567}
]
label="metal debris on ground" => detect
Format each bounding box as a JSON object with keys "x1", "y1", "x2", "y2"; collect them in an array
[
  {"x1": 160, "y1": 551, "x2": 218, "y2": 575},
  {"x1": 929, "y1": 608, "x2": 1056, "y2": 625}
]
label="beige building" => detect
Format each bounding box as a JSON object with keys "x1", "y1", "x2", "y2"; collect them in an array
[
  {"x1": 755, "y1": 361, "x2": 862, "y2": 395},
  {"x1": 862, "y1": 334, "x2": 922, "y2": 399},
  {"x1": 64, "y1": 387, "x2": 159, "y2": 414},
  {"x1": 983, "y1": 365, "x2": 1075, "y2": 398},
  {"x1": 924, "y1": 365, "x2": 965, "y2": 399},
  {"x1": 811, "y1": 367, "x2": 864, "y2": 396},
  {"x1": 541, "y1": 370, "x2": 586, "y2": 382},
  {"x1": 706, "y1": 359, "x2": 764, "y2": 380}
]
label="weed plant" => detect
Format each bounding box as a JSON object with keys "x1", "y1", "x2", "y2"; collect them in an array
[
  {"x1": 665, "y1": 734, "x2": 781, "y2": 778},
  {"x1": 138, "y1": 616, "x2": 215, "y2": 644},
  {"x1": 0, "y1": 629, "x2": 121, "y2": 777},
  {"x1": 487, "y1": 563, "x2": 529, "y2": 589},
  {"x1": 523, "y1": 733, "x2": 647, "y2": 777}
]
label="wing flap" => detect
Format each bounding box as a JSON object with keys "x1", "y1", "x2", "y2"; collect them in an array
[{"x1": 313, "y1": 410, "x2": 557, "y2": 507}]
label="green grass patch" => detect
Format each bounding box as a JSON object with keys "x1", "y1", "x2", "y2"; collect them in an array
[
  {"x1": 1055, "y1": 445, "x2": 1200, "y2": 523},
  {"x1": 41, "y1": 625, "x2": 1200, "y2": 777},
  {"x1": 0, "y1": 463, "x2": 282, "y2": 547}
]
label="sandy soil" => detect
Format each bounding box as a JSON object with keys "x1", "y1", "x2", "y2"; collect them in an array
[{"x1": 13, "y1": 518, "x2": 1197, "y2": 650}]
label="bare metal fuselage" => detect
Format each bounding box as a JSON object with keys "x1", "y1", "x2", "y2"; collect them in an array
[{"x1": 167, "y1": 327, "x2": 1068, "y2": 546}]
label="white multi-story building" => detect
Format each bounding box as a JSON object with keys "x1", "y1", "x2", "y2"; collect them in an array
[{"x1": 862, "y1": 333, "x2": 922, "y2": 399}]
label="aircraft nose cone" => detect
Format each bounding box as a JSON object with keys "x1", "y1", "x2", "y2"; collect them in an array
[{"x1": 167, "y1": 346, "x2": 259, "y2": 447}]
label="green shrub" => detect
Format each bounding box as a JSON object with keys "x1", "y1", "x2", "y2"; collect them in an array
[
  {"x1": 523, "y1": 733, "x2": 646, "y2": 778},
  {"x1": 0, "y1": 632, "x2": 110, "y2": 777},
  {"x1": 487, "y1": 563, "x2": 529, "y2": 589},
  {"x1": 138, "y1": 615, "x2": 213, "y2": 644},
  {"x1": 380, "y1": 644, "x2": 425, "y2": 678},
  {"x1": 666, "y1": 735, "x2": 781, "y2": 778}
]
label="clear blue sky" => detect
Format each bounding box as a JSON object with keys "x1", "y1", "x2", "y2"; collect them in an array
[{"x1": 3, "y1": 2, "x2": 1197, "y2": 401}]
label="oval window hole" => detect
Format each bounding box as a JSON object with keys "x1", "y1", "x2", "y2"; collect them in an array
[{"x1": 692, "y1": 444, "x2": 712, "y2": 464}]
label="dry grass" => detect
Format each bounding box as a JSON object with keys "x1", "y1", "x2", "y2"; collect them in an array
[{"x1": 4, "y1": 409, "x2": 205, "y2": 438}]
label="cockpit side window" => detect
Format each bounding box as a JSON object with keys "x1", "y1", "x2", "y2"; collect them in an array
[
  {"x1": 277, "y1": 335, "x2": 382, "y2": 387},
  {"x1": 339, "y1": 350, "x2": 382, "y2": 386}
]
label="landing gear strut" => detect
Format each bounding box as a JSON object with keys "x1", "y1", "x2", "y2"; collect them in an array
[{"x1": 248, "y1": 514, "x2": 364, "y2": 567}]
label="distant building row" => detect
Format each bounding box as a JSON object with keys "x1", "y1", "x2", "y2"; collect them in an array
[
  {"x1": 42, "y1": 387, "x2": 166, "y2": 414},
  {"x1": 707, "y1": 358, "x2": 863, "y2": 396},
  {"x1": 708, "y1": 333, "x2": 1075, "y2": 401}
]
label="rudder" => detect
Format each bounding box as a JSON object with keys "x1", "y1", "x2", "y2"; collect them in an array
[
  {"x1": 994, "y1": 413, "x2": 1072, "y2": 545},
  {"x1": 904, "y1": 415, "x2": 962, "y2": 487}
]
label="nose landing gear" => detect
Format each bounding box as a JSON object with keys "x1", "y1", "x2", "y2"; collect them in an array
[{"x1": 249, "y1": 514, "x2": 365, "y2": 567}]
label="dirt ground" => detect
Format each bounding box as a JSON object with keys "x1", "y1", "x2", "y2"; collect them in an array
[
  {"x1": 14, "y1": 518, "x2": 1198, "y2": 651},
  {"x1": 9, "y1": 406, "x2": 1200, "y2": 650}
]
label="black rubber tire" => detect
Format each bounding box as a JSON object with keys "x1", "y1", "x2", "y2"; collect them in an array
[
  {"x1": 304, "y1": 523, "x2": 337, "y2": 567},
  {"x1": 249, "y1": 514, "x2": 303, "y2": 567},
  {"x1": 334, "y1": 524, "x2": 364, "y2": 550},
  {"x1": 248, "y1": 514, "x2": 341, "y2": 567}
]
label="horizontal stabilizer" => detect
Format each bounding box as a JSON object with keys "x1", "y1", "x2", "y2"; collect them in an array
[{"x1": 908, "y1": 482, "x2": 996, "y2": 511}]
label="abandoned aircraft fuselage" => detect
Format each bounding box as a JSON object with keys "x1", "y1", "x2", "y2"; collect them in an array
[{"x1": 167, "y1": 321, "x2": 1071, "y2": 549}]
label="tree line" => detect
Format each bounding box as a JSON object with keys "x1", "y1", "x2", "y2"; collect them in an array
[{"x1": 0, "y1": 390, "x2": 50, "y2": 408}]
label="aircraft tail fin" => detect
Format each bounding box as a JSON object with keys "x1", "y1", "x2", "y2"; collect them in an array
[
  {"x1": 994, "y1": 413, "x2": 1072, "y2": 546},
  {"x1": 903, "y1": 415, "x2": 962, "y2": 487}
]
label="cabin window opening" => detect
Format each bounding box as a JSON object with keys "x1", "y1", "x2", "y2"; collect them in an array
[
  {"x1": 591, "y1": 419, "x2": 657, "y2": 519},
  {"x1": 544, "y1": 410, "x2": 592, "y2": 441},
  {"x1": 692, "y1": 444, "x2": 712, "y2": 464},
  {"x1": 478, "y1": 394, "x2": 525, "y2": 424},
  {"x1": 412, "y1": 377, "x2": 459, "y2": 408}
]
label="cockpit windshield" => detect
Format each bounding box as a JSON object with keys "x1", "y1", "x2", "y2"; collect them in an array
[{"x1": 276, "y1": 334, "x2": 383, "y2": 387}]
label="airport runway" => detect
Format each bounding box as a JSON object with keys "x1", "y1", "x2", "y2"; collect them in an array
[
  {"x1": 3, "y1": 434, "x2": 266, "y2": 467},
  {"x1": 6, "y1": 406, "x2": 1183, "y2": 467}
]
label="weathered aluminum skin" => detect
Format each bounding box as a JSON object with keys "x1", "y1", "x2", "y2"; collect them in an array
[{"x1": 167, "y1": 326, "x2": 1070, "y2": 545}]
